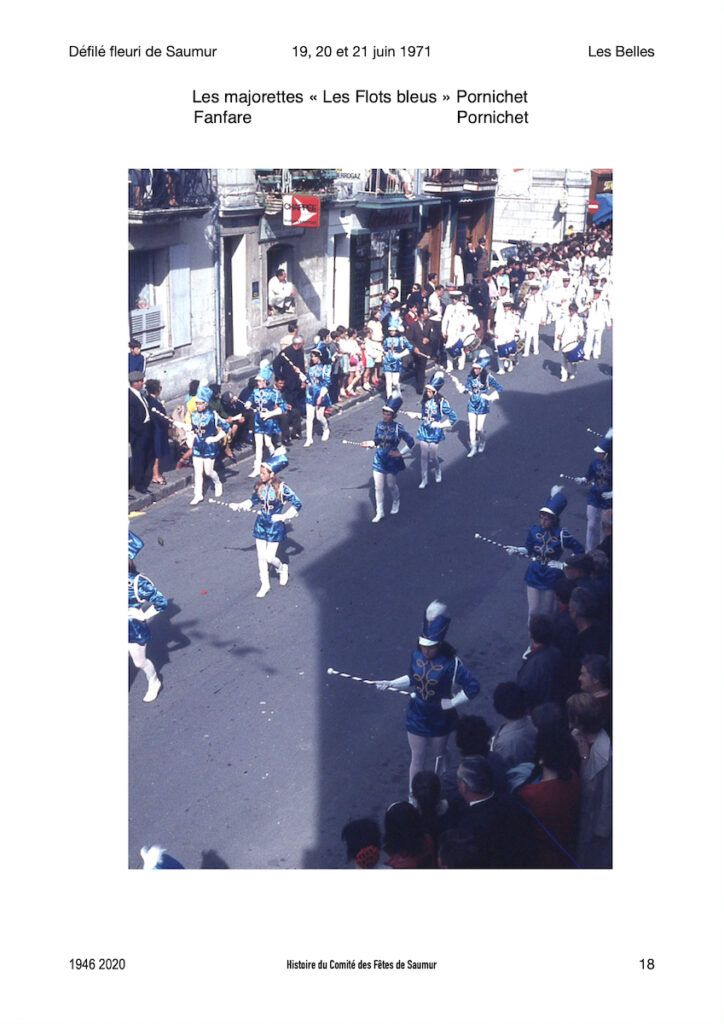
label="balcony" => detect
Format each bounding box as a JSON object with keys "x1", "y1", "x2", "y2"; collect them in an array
[
  {"x1": 463, "y1": 168, "x2": 498, "y2": 192},
  {"x1": 423, "y1": 169, "x2": 466, "y2": 193},
  {"x1": 128, "y1": 169, "x2": 215, "y2": 220},
  {"x1": 255, "y1": 168, "x2": 338, "y2": 214}
]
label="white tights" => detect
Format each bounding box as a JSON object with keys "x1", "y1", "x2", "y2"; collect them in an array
[
  {"x1": 373, "y1": 470, "x2": 400, "y2": 514},
  {"x1": 128, "y1": 643, "x2": 159, "y2": 687},
  {"x1": 254, "y1": 432, "x2": 276, "y2": 470},
  {"x1": 192, "y1": 456, "x2": 221, "y2": 500},
  {"x1": 305, "y1": 404, "x2": 329, "y2": 442},
  {"x1": 418, "y1": 440, "x2": 439, "y2": 479},
  {"x1": 384, "y1": 371, "x2": 400, "y2": 398},
  {"x1": 256, "y1": 539, "x2": 282, "y2": 586},
  {"x1": 407, "y1": 732, "x2": 449, "y2": 794},
  {"x1": 467, "y1": 412, "x2": 487, "y2": 447}
]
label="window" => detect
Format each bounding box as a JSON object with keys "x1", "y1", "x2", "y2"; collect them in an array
[{"x1": 128, "y1": 249, "x2": 167, "y2": 350}]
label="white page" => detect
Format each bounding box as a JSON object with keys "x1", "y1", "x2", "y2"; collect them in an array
[{"x1": 3, "y1": 3, "x2": 723, "y2": 1022}]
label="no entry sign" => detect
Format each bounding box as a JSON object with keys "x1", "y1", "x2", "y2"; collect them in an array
[
  {"x1": 283, "y1": 194, "x2": 321, "y2": 227},
  {"x1": 587, "y1": 201, "x2": 600, "y2": 213}
]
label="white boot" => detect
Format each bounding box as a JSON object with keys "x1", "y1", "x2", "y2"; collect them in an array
[
  {"x1": 419, "y1": 473, "x2": 428, "y2": 489},
  {"x1": 214, "y1": 481, "x2": 223, "y2": 498},
  {"x1": 303, "y1": 438, "x2": 313, "y2": 448},
  {"x1": 190, "y1": 494, "x2": 204, "y2": 505},
  {"x1": 143, "y1": 674, "x2": 162, "y2": 703},
  {"x1": 249, "y1": 465, "x2": 260, "y2": 477},
  {"x1": 279, "y1": 563, "x2": 289, "y2": 586},
  {"x1": 390, "y1": 498, "x2": 400, "y2": 515},
  {"x1": 371, "y1": 505, "x2": 385, "y2": 523},
  {"x1": 321, "y1": 427, "x2": 330, "y2": 442},
  {"x1": 467, "y1": 446, "x2": 476, "y2": 458},
  {"x1": 477, "y1": 438, "x2": 486, "y2": 453},
  {"x1": 434, "y1": 466, "x2": 442, "y2": 484},
  {"x1": 256, "y1": 564, "x2": 271, "y2": 598}
]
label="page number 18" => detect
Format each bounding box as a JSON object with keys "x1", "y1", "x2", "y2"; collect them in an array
[{"x1": 639, "y1": 958, "x2": 655, "y2": 970}]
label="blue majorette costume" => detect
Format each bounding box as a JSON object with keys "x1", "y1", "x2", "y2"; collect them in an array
[
  {"x1": 128, "y1": 530, "x2": 168, "y2": 702},
  {"x1": 229, "y1": 448, "x2": 302, "y2": 598},
  {"x1": 366, "y1": 393, "x2": 416, "y2": 523},
  {"x1": 464, "y1": 353, "x2": 503, "y2": 457},
  {"x1": 376, "y1": 600, "x2": 480, "y2": 793},
  {"x1": 382, "y1": 328, "x2": 413, "y2": 398},
  {"x1": 576, "y1": 428, "x2": 612, "y2": 551},
  {"x1": 405, "y1": 371, "x2": 458, "y2": 487},
  {"x1": 506, "y1": 486, "x2": 584, "y2": 619},
  {"x1": 246, "y1": 362, "x2": 286, "y2": 475},
  {"x1": 186, "y1": 385, "x2": 231, "y2": 505},
  {"x1": 304, "y1": 344, "x2": 332, "y2": 447}
]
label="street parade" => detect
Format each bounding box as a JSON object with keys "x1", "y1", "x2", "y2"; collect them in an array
[{"x1": 128, "y1": 170, "x2": 613, "y2": 870}]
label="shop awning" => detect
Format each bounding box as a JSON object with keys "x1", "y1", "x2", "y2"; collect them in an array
[{"x1": 592, "y1": 193, "x2": 613, "y2": 225}]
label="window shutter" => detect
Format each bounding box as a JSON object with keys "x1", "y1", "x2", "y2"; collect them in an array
[
  {"x1": 169, "y1": 244, "x2": 191, "y2": 347},
  {"x1": 129, "y1": 305, "x2": 165, "y2": 350}
]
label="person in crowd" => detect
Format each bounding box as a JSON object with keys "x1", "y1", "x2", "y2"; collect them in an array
[
  {"x1": 583, "y1": 285, "x2": 612, "y2": 360},
  {"x1": 128, "y1": 370, "x2": 153, "y2": 494},
  {"x1": 557, "y1": 302, "x2": 586, "y2": 382},
  {"x1": 574, "y1": 429, "x2": 613, "y2": 551},
  {"x1": 128, "y1": 530, "x2": 168, "y2": 703},
  {"x1": 566, "y1": 693, "x2": 612, "y2": 868},
  {"x1": 516, "y1": 722, "x2": 581, "y2": 868},
  {"x1": 340, "y1": 818, "x2": 384, "y2": 869},
  {"x1": 382, "y1": 802, "x2": 435, "y2": 869},
  {"x1": 267, "y1": 268, "x2": 295, "y2": 316},
  {"x1": 463, "y1": 353, "x2": 502, "y2": 457},
  {"x1": 489, "y1": 682, "x2": 538, "y2": 770},
  {"x1": 519, "y1": 280, "x2": 547, "y2": 357},
  {"x1": 441, "y1": 290, "x2": 472, "y2": 371},
  {"x1": 362, "y1": 394, "x2": 415, "y2": 523},
  {"x1": 272, "y1": 332, "x2": 307, "y2": 439},
  {"x1": 404, "y1": 372, "x2": 457, "y2": 488},
  {"x1": 220, "y1": 390, "x2": 253, "y2": 452},
  {"x1": 228, "y1": 448, "x2": 301, "y2": 599},
  {"x1": 493, "y1": 298, "x2": 520, "y2": 373},
  {"x1": 597, "y1": 508, "x2": 613, "y2": 568},
  {"x1": 506, "y1": 486, "x2": 585, "y2": 620},
  {"x1": 144, "y1": 378, "x2": 170, "y2": 486},
  {"x1": 410, "y1": 771, "x2": 455, "y2": 847},
  {"x1": 517, "y1": 614, "x2": 564, "y2": 711},
  {"x1": 364, "y1": 309, "x2": 384, "y2": 388},
  {"x1": 407, "y1": 307, "x2": 436, "y2": 395},
  {"x1": 382, "y1": 325, "x2": 413, "y2": 398},
  {"x1": 374, "y1": 601, "x2": 480, "y2": 795},
  {"x1": 437, "y1": 829, "x2": 486, "y2": 869},
  {"x1": 128, "y1": 339, "x2": 146, "y2": 375},
  {"x1": 455, "y1": 756, "x2": 535, "y2": 868},
  {"x1": 569, "y1": 587, "x2": 610, "y2": 661},
  {"x1": 577, "y1": 654, "x2": 612, "y2": 737}
]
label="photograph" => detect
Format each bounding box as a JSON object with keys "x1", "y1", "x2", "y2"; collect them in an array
[{"x1": 128, "y1": 167, "x2": 613, "y2": 870}]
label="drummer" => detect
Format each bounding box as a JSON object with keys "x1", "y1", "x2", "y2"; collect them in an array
[{"x1": 556, "y1": 302, "x2": 585, "y2": 382}]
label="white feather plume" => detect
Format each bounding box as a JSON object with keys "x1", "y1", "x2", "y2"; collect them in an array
[
  {"x1": 140, "y1": 845, "x2": 166, "y2": 870},
  {"x1": 550, "y1": 485, "x2": 564, "y2": 498},
  {"x1": 425, "y1": 600, "x2": 448, "y2": 621},
  {"x1": 259, "y1": 358, "x2": 271, "y2": 369}
]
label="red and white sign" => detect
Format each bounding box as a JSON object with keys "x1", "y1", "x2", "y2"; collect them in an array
[
  {"x1": 587, "y1": 201, "x2": 600, "y2": 213},
  {"x1": 283, "y1": 194, "x2": 321, "y2": 228}
]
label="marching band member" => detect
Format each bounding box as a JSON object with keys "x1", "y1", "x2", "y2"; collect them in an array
[
  {"x1": 557, "y1": 303, "x2": 586, "y2": 382},
  {"x1": 463, "y1": 354, "x2": 503, "y2": 457},
  {"x1": 405, "y1": 371, "x2": 457, "y2": 488},
  {"x1": 574, "y1": 429, "x2": 613, "y2": 550},
  {"x1": 505, "y1": 486, "x2": 584, "y2": 620},
  {"x1": 363, "y1": 394, "x2": 415, "y2": 523},
  {"x1": 128, "y1": 530, "x2": 168, "y2": 703},
  {"x1": 245, "y1": 362, "x2": 286, "y2": 475},
  {"x1": 185, "y1": 385, "x2": 230, "y2": 505},
  {"x1": 374, "y1": 601, "x2": 480, "y2": 795},
  {"x1": 382, "y1": 326, "x2": 413, "y2": 398},
  {"x1": 441, "y1": 290, "x2": 471, "y2": 371},
  {"x1": 303, "y1": 345, "x2": 332, "y2": 446},
  {"x1": 583, "y1": 285, "x2": 612, "y2": 360},
  {"x1": 519, "y1": 280, "x2": 547, "y2": 357},
  {"x1": 229, "y1": 449, "x2": 302, "y2": 598},
  {"x1": 493, "y1": 298, "x2": 520, "y2": 373}
]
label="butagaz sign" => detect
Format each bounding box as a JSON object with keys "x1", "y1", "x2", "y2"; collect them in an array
[{"x1": 283, "y1": 194, "x2": 321, "y2": 228}]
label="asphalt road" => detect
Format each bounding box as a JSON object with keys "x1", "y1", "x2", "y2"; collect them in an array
[{"x1": 129, "y1": 327, "x2": 612, "y2": 868}]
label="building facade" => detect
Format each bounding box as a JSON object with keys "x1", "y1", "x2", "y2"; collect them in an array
[{"x1": 492, "y1": 169, "x2": 592, "y2": 244}]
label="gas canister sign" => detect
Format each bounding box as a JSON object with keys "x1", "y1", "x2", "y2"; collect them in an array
[{"x1": 283, "y1": 194, "x2": 321, "y2": 227}]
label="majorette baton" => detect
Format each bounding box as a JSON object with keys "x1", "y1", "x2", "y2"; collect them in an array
[{"x1": 326, "y1": 667, "x2": 410, "y2": 696}]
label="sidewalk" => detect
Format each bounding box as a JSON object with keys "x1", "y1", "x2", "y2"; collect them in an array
[{"x1": 128, "y1": 382, "x2": 397, "y2": 513}]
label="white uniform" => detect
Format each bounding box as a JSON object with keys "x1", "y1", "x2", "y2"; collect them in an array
[
  {"x1": 584, "y1": 297, "x2": 612, "y2": 359},
  {"x1": 556, "y1": 313, "x2": 585, "y2": 381},
  {"x1": 442, "y1": 301, "x2": 473, "y2": 370},
  {"x1": 550, "y1": 286, "x2": 576, "y2": 347},
  {"x1": 520, "y1": 293, "x2": 546, "y2": 356}
]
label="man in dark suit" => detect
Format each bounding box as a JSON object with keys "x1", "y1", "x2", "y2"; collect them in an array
[
  {"x1": 273, "y1": 330, "x2": 307, "y2": 440},
  {"x1": 456, "y1": 756, "x2": 536, "y2": 868},
  {"x1": 406, "y1": 307, "x2": 436, "y2": 394},
  {"x1": 128, "y1": 370, "x2": 153, "y2": 493}
]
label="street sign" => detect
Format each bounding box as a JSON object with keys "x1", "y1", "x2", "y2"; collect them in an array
[
  {"x1": 283, "y1": 194, "x2": 321, "y2": 228},
  {"x1": 587, "y1": 201, "x2": 600, "y2": 213}
]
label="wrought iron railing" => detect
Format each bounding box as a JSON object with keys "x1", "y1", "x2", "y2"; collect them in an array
[{"x1": 128, "y1": 169, "x2": 215, "y2": 210}]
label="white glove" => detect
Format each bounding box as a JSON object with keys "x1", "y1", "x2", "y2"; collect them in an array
[
  {"x1": 505, "y1": 546, "x2": 528, "y2": 557},
  {"x1": 601, "y1": 490, "x2": 613, "y2": 500},
  {"x1": 397, "y1": 442, "x2": 411, "y2": 456},
  {"x1": 405, "y1": 412, "x2": 422, "y2": 420},
  {"x1": 271, "y1": 514, "x2": 283, "y2": 523},
  {"x1": 229, "y1": 499, "x2": 253, "y2": 512},
  {"x1": 441, "y1": 692, "x2": 470, "y2": 711},
  {"x1": 386, "y1": 674, "x2": 411, "y2": 690},
  {"x1": 375, "y1": 681, "x2": 391, "y2": 691},
  {"x1": 143, "y1": 606, "x2": 160, "y2": 622},
  {"x1": 574, "y1": 476, "x2": 587, "y2": 485},
  {"x1": 439, "y1": 419, "x2": 452, "y2": 430},
  {"x1": 486, "y1": 391, "x2": 500, "y2": 402},
  {"x1": 128, "y1": 608, "x2": 144, "y2": 621},
  {"x1": 363, "y1": 440, "x2": 376, "y2": 448}
]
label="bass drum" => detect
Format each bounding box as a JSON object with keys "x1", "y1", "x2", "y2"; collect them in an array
[
  {"x1": 497, "y1": 341, "x2": 517, "y2": 358},
  {"x1": 564, "y1": 343, "x2": 586, "y2": 363}
]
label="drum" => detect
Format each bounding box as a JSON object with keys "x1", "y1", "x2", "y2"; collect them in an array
[
  {"x1": 564, "y1": 343, "x2": 585, "y2": 363},
  {"x1": 497, "y1": 341, "x2": 517, "y2": 358}
]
